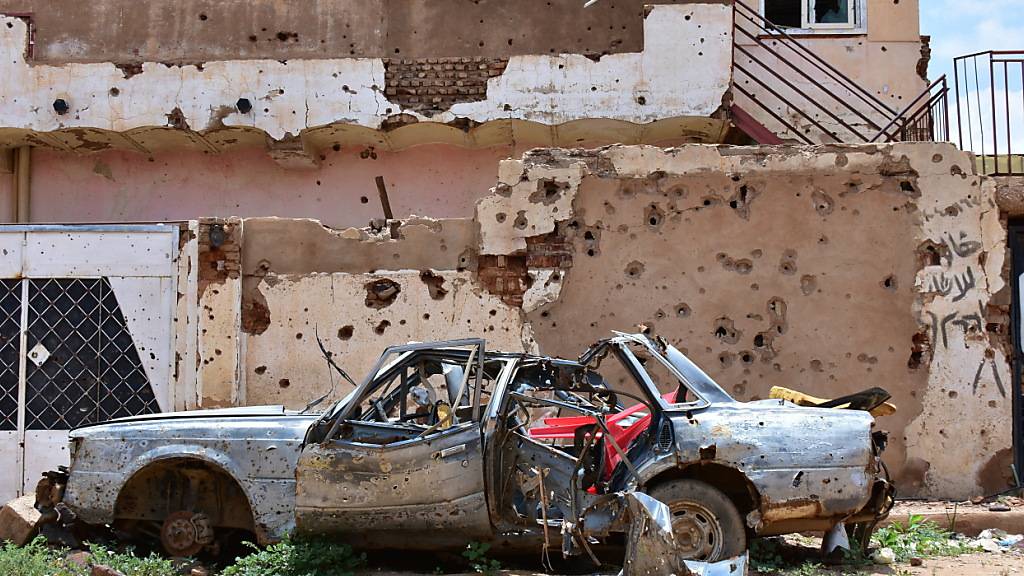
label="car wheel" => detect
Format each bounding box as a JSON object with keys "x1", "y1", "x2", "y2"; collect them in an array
[{"x1": 648, "y1": 479, "x2": 746, "y2": 562}]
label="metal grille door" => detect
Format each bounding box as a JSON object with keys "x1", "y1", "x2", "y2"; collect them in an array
[
  {"x1": 24, "y1": 278, "x2": 158, "y2": 430},
  {"x1": 0, "y1": 226, "x2": 177, "y2": 502},
  {"x1": 0, "y1": 279, "x2": 19, "y2": 431}
]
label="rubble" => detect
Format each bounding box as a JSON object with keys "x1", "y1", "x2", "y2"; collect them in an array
[{"x1": 0, "y1": 495, "x2": 43, "y2": 546}]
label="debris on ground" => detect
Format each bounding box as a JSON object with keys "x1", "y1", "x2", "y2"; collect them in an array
[{"x1": 0, "y1": 495, "x2": 42, "y2": 546}]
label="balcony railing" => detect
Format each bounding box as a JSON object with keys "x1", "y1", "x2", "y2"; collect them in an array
[{"x1": 954, "y1": 51, "x2": 1024, "y2": 175}]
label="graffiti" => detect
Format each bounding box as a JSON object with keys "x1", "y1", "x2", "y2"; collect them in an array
[
  {"x1": 944, "y1": 231, "x2": 982, "y2": 261},
  {"x1": 972, "y1": 357, "x2": 1006, "y2": 398},
  {"x1": 927, "y1": 266, "x2": 975, "y2": 302},
  {"x1": 926, "y1": 301, "x2": 984, "y2": 349}
]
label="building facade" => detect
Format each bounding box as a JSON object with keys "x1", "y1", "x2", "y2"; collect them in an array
[{"x1": 1, "y1": 0, "x2": 1018, "y2": 505}]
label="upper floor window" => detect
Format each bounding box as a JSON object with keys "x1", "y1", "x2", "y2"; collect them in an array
[{"x1": 762, "y1": 0, "x2": 862, "y2": 32}]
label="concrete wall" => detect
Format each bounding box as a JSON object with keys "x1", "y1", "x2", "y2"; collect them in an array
[
  {"x1": 0, "y1": 0, "x2": 695, "y2": 64},
  {"x1": 0, "y1": 4, "x2": 733, "y2": 159},
  {"x1": 169, "y1": 142, "x2": 1012, "y2": 500}
]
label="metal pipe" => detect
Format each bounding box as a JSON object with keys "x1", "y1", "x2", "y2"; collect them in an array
[{"x1": 14, "y1": 146, "x2": 30, "y2": 223}]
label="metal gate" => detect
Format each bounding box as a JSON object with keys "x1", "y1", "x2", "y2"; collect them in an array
[{"x1": 0, "y1": 226, "x2": 177, "y2": 501}]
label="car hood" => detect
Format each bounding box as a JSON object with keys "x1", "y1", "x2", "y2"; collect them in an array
[{"x1": 70, "y1": 405, "x2": 306, "y2": 430}]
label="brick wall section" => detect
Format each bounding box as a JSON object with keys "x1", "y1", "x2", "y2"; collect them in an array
[
  {"x1": 477, "y1": 231, "x2": 572, "y2": 306},
  {"x1": 197, "y1": 218, "x2": 241, "y2": 294},
  {"x1": 383, "y1": 57, "x2": 509, "y2": 114}
]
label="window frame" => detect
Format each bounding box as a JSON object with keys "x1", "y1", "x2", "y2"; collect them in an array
[{"x1": 759, "y1": 0, "x2": 865, "y2": 34}]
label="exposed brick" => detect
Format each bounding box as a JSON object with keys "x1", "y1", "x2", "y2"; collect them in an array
[{"x1": 384, "y1": 56, "x2": 508, "y2": 114}]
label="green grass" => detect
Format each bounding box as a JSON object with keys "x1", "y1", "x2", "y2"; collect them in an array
[
  {"x1": 0, "y1": 536, "x2": 364, "y2": 576},
  {"x1": 0, "y1": 537, "x2": 174, "y2": 576},
  {"x1": 871, "y1": 514, "x2": 977, "y2": 562}
]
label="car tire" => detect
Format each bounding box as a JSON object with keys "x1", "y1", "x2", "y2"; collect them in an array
[{"x1": 648, "y1": 479, "x2": 746, "y2": 562}]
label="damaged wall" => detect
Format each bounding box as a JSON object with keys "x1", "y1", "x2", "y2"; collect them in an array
[
  {"x1": 474, "y1": 143, "x2": 1011, "y2": 499},
  {"x1": 0, "y1": 4, "x2": 731, "y2": 156},
  {"x1": 0, "y1": 0, "x2": 693, "y2": 64},
  {"x1": 174, "y1": 142, "x2": 1013, "y2": 499}
]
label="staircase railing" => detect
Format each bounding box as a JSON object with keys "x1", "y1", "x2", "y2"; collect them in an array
[
  {"x1": 954, "y1": 50, "x2": 1024, "y2": 175},
  {"x1": 870, "y1": 76, "x2": 949, "y2": 143},
  {"x1": 732, "y1": 0, "x2": 947, "y2": 145}
]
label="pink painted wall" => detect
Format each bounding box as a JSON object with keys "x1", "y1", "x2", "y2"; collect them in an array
[{"x1": 26, "y1": 144, "x2": 527, "y2": 228}]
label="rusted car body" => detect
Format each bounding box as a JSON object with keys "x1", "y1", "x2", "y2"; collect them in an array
[{"x1": 58, "y1": 333, "x2": 893, "y2": 562}]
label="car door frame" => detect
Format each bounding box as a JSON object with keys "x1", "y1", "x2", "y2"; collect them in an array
[{"x1": 295, "y1": 339, "x2": 501, "y2": 545}]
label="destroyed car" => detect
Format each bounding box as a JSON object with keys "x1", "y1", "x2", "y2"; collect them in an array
[{"x1": 50, "y1": 332, "x2": 893, "y2": 563}]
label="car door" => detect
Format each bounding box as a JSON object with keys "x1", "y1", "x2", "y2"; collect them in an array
[{"x1": 294, "y1": 340, "x2": 494, "y2": 545}]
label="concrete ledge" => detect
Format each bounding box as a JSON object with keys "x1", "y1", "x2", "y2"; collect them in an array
[{"x1": 880, "y1": 503, "x2": 1024, "y2": 537}]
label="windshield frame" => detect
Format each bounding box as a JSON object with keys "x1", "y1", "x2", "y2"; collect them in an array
[{"x1": 606, "y1": 332, "x2": 734, "y2": 410}]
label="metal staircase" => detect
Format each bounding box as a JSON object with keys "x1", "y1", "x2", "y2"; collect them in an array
[{"x1": 730, "y1": 0, "x2": 948, "y2": 145}]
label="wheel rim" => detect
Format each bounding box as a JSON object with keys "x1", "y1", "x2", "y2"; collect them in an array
[{"x1": 667, "y1": 500, "x2": 724, "y2": 561}]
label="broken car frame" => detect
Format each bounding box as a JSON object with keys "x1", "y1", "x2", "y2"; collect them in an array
[{"x1": 31, "y1": 332, "x2": 892, "y2": 569}]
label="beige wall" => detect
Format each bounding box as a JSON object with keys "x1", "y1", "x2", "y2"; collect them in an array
[{"x1": 167, "y1": 142, "x2": 1013, "y2": 500}]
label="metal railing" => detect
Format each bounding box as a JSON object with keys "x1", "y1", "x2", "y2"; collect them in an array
[
  {"x1": 954, "y1": 51, "x2": 1024, "y2": 175},
  {"x1": 732, "y1": 0, "x2": 947, "y2": 145},
  {"x1": 871, "y1": 76, "x2": 950, "y2": 143}
]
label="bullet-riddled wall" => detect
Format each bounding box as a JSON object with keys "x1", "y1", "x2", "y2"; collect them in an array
[{"x1": 174, "y1": 142, "x2": 1012, "y2": 501}]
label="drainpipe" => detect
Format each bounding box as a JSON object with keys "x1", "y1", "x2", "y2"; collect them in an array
[{"x1": 13, "y1": 146, "x2": 30, "y2": 223}]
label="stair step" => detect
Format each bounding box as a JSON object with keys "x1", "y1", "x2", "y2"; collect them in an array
[{"x1": 730, "y1": 104, "x2": 785, "y2": 145}]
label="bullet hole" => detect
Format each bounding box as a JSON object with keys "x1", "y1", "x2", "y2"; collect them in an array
[
  {"x1": 531, "y1": 179, "x2": 569, "y2": 205},
  {"x1": 792, "y1": 471, "x2": 804, "y2": 487},
  {"x1": 916, "y1": 240, "x2": 948, "y2": 267},
  {"x1": 365, "y1": 278, "x2": 401, "y2": 309},
  {"x1": 278, "y1": 378, "x2": 291, "y2": 389},
  {"x1": 374, "y1": 320, "x2": 391, "y2": 335},
  {"x1": 779, "y1": 250, "x2": 798, "y2": 275},
  {"x1": 732, "y1": 383, "x2": 746, "y2": 395},
  {"x1": 712, "y1": 317, "x2": 742, "y2": 345},
  {"x1": 818, "y1": 235, "x2": 829, "y2": 245},
  {"x1": 767, "y1": 297, "x2": 788, "y2": 335},
  {"x1": 676, "y1": 303, "x2": 691, "y2": 318},
  {"x1": 255, "y1": 365, "x2": 268, "y2": 375},
  {"x1": 495, "y1": 212, "x2": 507, "y2": 223},
  {"x1": 753, "y1": 334, "x2": 765, "y2": 347},
  {"x1": 716, "y1": 253, "x2": 753, "y2": 275},
  {"x1": 899, "y1": 180, "x2": 917, "y2": 194},
  {"x1": 800, "y1": 275, "x2": 817, "y2": 295},
  {"x1": 109, "y1": 87, "x2": 120, "y2": 97},
  {"x1": 636, "y1": 96, "x2": 647, "y2": 105},
  {"x1": 236, "y1": 98, "x2": 253, "y2": 113},
  {"x1": 932, "y1": 153, "x2": 943, "y2": 163},
  {"x1": 908, "y1": 330, "x2": 930, "y2": 369},
  {"x1": 668, "y1": 185, "x2": 688, "y2": 199},
  {"x1": 699, "y1": 445, "x2": 716, "y2": 460},
  {"x1": 811, "y1": 189, "x2": 834, "y2": 216},
  {"x1": 700, "y1": 195, "x2": 721, "y2": 208},
  {"x1": 810, "y1": 359, "x2": 823, "y2": 372},
  {"x1": 420, "y1": 270, "x2": 449, "y2": 300},
  {"x1": 718, "y1": 352, "x2": 735, "y2": 367},
  {"x1": 881, "y1": 274, "x2": 898, "y2": 291},
  {"x1": 625, "y1": 261, "x2": 645, "y2": 279},
  {"x1": 728, "y1": 184, "x2": 757, "y2": 219},
  {"x1": 295, "y1": 332, "x2": 303, "y2": 340},
  {"x1": 360, "y1": 196, "x2": 369, "y2": 204},
  {"x1": 857, "y1": 353, "x2": 878, "y2": 364},
  {"x1": 739, "y1": 351, "x2": 754, "y2": 365},
  {"x1": 276, "y1": 31, "x2": 299, "y2": 42},
  {"x1": 337, "y1": 325, "x2": 354, "y2": 340},
  {"x1": 249, "y1": 35, "x2": 258, "y2": 42},
  {"x1": 53, "y1": 98, "x2": 70, "y2": 115},
  {"x1": 199, "y1": 13, "x2": 208, "y2": 21},
  {"x1": 332, "y1": 143, "x2": 342, "y2": 152},
  {"x1": 644, "y1": 203, "x2": 665, "y2": 230},
  {"x1": 513, "y1": 211, "x2": 529, "y2": 230}
]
